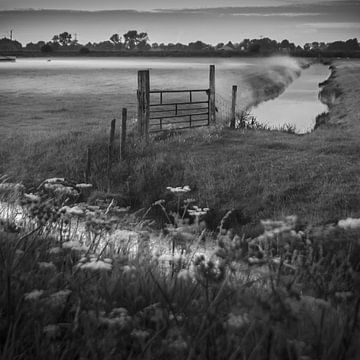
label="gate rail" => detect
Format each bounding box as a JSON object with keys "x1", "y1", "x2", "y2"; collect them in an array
[
  {"x1": 137, "y1": 65, "x2": 215, "y2": 139},
  {"x1": 149, "y1": 89, "x2": 210, "y2": 132}
]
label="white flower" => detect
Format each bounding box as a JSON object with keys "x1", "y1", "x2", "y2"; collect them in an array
[
  {"x1": 131, "y1": 329, "x2": 150, "y2": 340},
  {"x1": 188, "y1": 206, "x2": 209, "y2": 217},
  {"x1": 49, "y1": 247, "x2": 62, "y2": 254},
  {"x1": 44, "y1": 178, "x2": 65, "y2": 183},
  {"x1": 43, "y1": 324, "x2": 61, "y2": 339},
  {"x1": 67, "y1": 206, "x2": 84, "y2": 216},
  {"x1": 335, "y1": 291, "x2": 353, "y2": 300},
  {"x1": 24, "y1": 289, "x2": 44, "y2": 301},
  {"x1": 166, "y1": 186, "x2": 191, "y2": 194},
  {"x1": 158, "y1": 254, "x2": 174, "y2": 262},
  {"x1": 177, "y1": 269, "x2": 193, "y2": 281},
  {"x1": 62, "y1": 241, "x2": 88, "y2": 252},
  {"x1": 99, "y1": 308, "x2": 131, "y2": 329},
  {"x1": 38, "y1": 262, "x2": 56, "y2": 271},
  {"x1": 227, "y1": 313, "x2": 249, "y2": 329},
  {"x1": 76, "y1": 183, "x2": 93, "y2": 189},
  {"x1": 80, "y1": 260, "x2": 113, "y2": 271},
  {"x1": 338, "y1": 218, "x2": 360, "y2": 230},
  {"x1": 24, "y1": 193, "x2": 41, "y2": 202},
  {"x1": 47, "y1": 289, "x2": 71, "y2": 307},
  {"x1": 122, "y1": 265, "x2": 136, "y2": 274}
]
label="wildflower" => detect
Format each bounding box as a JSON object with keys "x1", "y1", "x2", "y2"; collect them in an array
[
  {"x1": 177, "y1": 269, "x2": 193, "y2": 281},
  {"x1": 111, "y1": 229, "x2": 139, "y2": 242},
  {"x1": 76, "y1": 183, "x2": 93, "y2": 189},
  {"x1": 67, "y1": 206, "x2": 84, "y2": 216},
  {"x1": 131, "y1": 329, "x2": 150, "y2": 340},
  {"x1": 44, "y1": 178, "x2": 65, "y2": 183},
  {"x1": 338, "y1": 218, "x2": 360, "y2": 230},
  {"x1": 24, "y1": 289, "x2": 44, "y2": 301},
  {"x1": 168, "y1": 338, "x2": 188, "y2": 352},
  {"x1": 44, "y1": 183, "x2": 78, "y2": 197},
  {"x1": 188, "y1": 205, "x2": 209, "y2": 217},
  {"x1": 166, "y1": 186, "x2": 191, "y2": 194},
  {"x1": 122, "y1": 265, "x2": 136, "y2": 274},
  {"x1": 80, "y1": 260, "x2": 113, "y2": 271},
  {"x1": 227, "y1": 312, "x2": 249, "y2": 330},
  {"x1": 99, "y1": 307, "x2": 131, "y2": 329},
  {"x1": 43, "y1": 324, "x2": 61, "y2": 339},
  {"x1": 158, "y1": 254, "x2": 174, "y2": 262},
  {"x1": 49, "y1": 247, "x2": 62, "y2": 254},
  {"x1": 62, "y1": 241, "x2": 88, "y2": 252},
  {"x1": 47, "y1": 289, "x2": 71, "y2": 307},
  {"x1": 15, "y1": 249, "x2": 24, "y2": 257},
  {"x1": 335, "y1": 291, "x2": 353, "y2": 300},
  {"x1": 184, "y1": 198, "x2": 196, "y2": 204},
  {"x1": 23, "y1": 193, "x2": 41, "y2": 202},
  {"x1": 38, "y1": 262, "x2": 56, "y2": 271}
]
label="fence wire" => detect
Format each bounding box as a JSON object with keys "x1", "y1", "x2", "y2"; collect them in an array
[{"x1": 215, "y1": 92, "x2": 256, "y2": 128}]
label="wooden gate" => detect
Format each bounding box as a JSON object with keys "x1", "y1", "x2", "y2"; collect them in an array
[{"x1": 137, "y1": 65, "x2": 215, "y2": 137}]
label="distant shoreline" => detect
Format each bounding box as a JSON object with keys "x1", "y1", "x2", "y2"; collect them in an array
[{"x1": 2, "y1": 50, "x2": 360, "y2": 59}]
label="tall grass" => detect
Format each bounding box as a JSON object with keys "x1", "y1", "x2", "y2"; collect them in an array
[{"x1": 1, "y1": 182, "x2": 360, "y2": 359}]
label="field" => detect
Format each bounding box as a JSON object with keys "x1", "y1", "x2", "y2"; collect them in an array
[
  {"x1": 1, "y1": 59, "x2": 360, "y2": 359},
  {"x1": 0, "y1": 59, "x2": 359, "y2": 228}
]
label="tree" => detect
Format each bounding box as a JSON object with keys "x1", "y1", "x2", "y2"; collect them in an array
[
  {"x1": 123, "y1": 30, "x2": 148, "y2": 50},
  {"x1": 110, "y1": 33, "x2": 120, "y2": 45},
  {"x1": 280, "y1": 39, "x2": 290, "y2": 49},
  {"x1": 41, "y1": 43, "x2": 53, "y2": 53},
  {"x1": 188, "y1": 40, "x2": 208, "y2": 51},
  {"x1": 52, "y1": 35, "x2": 59, "y2": 44},
  {"x1": 25, "y1": 41, "x2": 45, "y2": 51},
  {"x1": 59, "y1": 32, "x2": 72, "y2": 46},
  {"x1": 0, "y1": 38, "x2": 22, "y2": 51}
]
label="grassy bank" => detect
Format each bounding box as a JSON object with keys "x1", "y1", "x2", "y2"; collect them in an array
[{"x1": 1, "y1": 60, "x2": 360, "y2": 230}]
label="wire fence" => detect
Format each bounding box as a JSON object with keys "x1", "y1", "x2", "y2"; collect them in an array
[{"x1": 215, "y1": 91, "x2": 256, "y2": 128}]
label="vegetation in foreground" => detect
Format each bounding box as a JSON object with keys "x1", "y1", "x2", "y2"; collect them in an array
[{"x1": 1, "y1": 179, "x2": 360, "y2": 360}]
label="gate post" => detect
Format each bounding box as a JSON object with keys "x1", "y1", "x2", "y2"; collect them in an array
[
  {"x1": 209, "y1": 65, "x2": 216, "y2": 124},
  {"x1": 137, "y1": 70, "x2": 150, "y2": 140},
  {"x1": 230, "y1": 85, "x2": 237, "y2": 129}
]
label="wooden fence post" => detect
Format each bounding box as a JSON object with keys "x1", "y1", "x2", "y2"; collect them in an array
[
  {"x1": 209, "y1": 65, "x2": 216, "y2": 124},
  {"x1": 107, "y1": 118, "x2": 116, "y2": 192},
  {"x1": 85, "y1": 146, "x2": 91, "y2": 183},
  {"x1": 120, "y1": 108, "x2": 127, "y2": 161},
  {"x1": 230, "y1": 85, "x2": 237, "y2": 129},
  {"x1": 137, "y1": 70, "x2": 150, "y2": 140}
]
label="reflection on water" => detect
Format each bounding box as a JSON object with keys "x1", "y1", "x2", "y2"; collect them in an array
[{"x1": 251, "y1": 64, "x2": 330, "y2": 133}]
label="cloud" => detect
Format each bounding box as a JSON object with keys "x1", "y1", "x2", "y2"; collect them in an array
[
  {"x1": 230, "y1": 12, "x2": 322, "y2": 17},
  {"x1": 303, "y1": 22, "x2": 360, "y2": 29}
]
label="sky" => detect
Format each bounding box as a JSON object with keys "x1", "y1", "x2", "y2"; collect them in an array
[{"x1": 0, "y1": 0, "x2": 359, "y2": 46}]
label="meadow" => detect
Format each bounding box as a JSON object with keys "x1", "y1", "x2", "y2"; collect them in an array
[
  {"x1": 1, "y1": 59, "x2": 360, "y2": 359},
  {"x1": 0, "y1": 177, "x2": 360, "y2": 360}
]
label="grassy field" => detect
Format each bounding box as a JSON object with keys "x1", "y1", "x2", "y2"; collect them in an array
[
  {"x1": 1, "y1": 60, "x2": 360, "y2": 359},
  {"x1": 1, "y1": 59, "x2": 359, "y2": 231}
]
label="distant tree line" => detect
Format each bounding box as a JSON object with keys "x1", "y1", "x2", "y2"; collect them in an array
[{"x1": 1, "y1": 30, "x2": 359, "y2": 57}]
